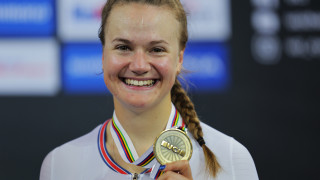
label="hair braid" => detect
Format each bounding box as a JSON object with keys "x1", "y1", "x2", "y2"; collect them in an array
[{"x1": 171, "y1": 79, "x2": 221, "y2": 177}]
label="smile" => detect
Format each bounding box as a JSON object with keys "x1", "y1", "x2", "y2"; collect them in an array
[{"x1": 122, "y1": 78, "x2": 158, "y2": 87}]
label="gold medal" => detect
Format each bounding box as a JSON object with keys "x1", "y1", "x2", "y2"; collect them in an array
[{"x1": 153, "y1": 128, "x2": 193, "y2": 165}]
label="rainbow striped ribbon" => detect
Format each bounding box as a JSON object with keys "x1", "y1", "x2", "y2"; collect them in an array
[
  {"x1": 98, "y1": 119, "x2": 131, "y2": 174},
  {"x1": 109, "y1": 104, "x2": 184, "y2": 179},
  {"x1": 98, "y1": 120, "x2": 152, "y2": 175}
]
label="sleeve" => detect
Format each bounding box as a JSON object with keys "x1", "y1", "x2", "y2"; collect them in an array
[
  {"x1": 39, "y1": 151, "x2": 53, "y2": 180},
  {"x1": 231, "y1": 138, "x2": 259, "y2": 180}
]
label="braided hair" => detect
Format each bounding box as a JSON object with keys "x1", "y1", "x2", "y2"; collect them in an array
[{"x1": 171, "y1": 79, "x2": 221, "y2": 176}]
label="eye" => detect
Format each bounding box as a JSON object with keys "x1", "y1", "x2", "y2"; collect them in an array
[
  {"x1": 151, "y1": 47, "x2": 166, "y2": 53},
  {"x1": 116, "y1": 45, "x2": 131, "y2": 51}
]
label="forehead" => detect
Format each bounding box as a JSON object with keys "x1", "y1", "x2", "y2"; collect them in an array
[{"x1": 105, "y1": 3, "x2": 180, "y2": 42}]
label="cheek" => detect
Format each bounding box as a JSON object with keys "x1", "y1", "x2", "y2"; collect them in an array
[
  {"x1": 156, "y1": 58, "x2": 179, "y2": 79},
  {"x1": 104, "y1": 55, "x2": 127, "y2": 79}
]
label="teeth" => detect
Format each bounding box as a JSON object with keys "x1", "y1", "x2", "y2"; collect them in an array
[
  {"x1": 124, "y1": 78, "x2": 156, "y2": 87},
  {"x1": 134, "y1": 80, "x2": 138, "y2": 86}
]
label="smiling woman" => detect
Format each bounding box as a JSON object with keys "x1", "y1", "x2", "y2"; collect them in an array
[
  {"x1": 40, "y1": 0, "x2": 259, "y2": 180},
  {"x1": 102, "y1": 3, "x2": 182, "y2": 111}
]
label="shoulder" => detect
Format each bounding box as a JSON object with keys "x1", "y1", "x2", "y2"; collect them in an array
[
  {"x1": 40, "y1": 125, "x2": 103, "y2": 180},
  {"x1": 200, "y1": 122, "x2": 251, "y2": 156},
  {"x1": 195, "y1": 122, "x2": 259, "y2": 180},
  {"x1": 199, "y1": 122, "x2": 235, "y2": 157},
  {"x1": 54, "y1": 125, "x2": 101, "y2": 153},
  {"x1": 200, "y1": 122, "x2": 232, "y2": 146}
]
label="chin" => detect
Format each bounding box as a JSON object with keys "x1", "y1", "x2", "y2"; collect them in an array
[
  {"x1": 119, "y1": 95, "x2": 163, "y2": 112},
  {"x1": 125, "y1": 98, "x2": 153, "y2": 109}
]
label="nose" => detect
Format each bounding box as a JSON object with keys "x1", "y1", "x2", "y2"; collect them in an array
[{"x1": 129, "y1": 50, "x2": 151, "y2": 75}]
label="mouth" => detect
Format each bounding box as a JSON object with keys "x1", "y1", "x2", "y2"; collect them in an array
[{"x1": 120, "y1": 78, "x2": 159, "y2": 87}]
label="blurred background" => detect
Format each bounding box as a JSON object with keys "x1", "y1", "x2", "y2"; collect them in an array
[{"x1": 0, "y1": 0, "x2": 319, "y2": 179}]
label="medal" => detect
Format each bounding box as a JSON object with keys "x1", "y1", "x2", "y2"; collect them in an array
[{"x1": 153, "y1": 128, "x2": 193, "y2": 165}]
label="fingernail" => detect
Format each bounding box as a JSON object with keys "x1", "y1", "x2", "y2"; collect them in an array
[{"x1": 159, "y1": 165, "x2": 166, "y2": 171}]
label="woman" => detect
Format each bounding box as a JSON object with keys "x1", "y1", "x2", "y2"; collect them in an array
[{"x1": 40, "y1": 0, "x2": 259, "y2": 179}]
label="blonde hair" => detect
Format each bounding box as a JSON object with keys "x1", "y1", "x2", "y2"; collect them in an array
[{"x1": 99, "y1": 0, "x2": 221, "y2": 177}]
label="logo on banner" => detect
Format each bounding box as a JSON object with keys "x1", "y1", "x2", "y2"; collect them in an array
[{"x1": 73, "y1": 4, "x2": 101, "y2": 20}]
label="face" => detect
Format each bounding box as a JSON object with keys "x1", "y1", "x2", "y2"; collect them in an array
[{"x1": 102, "y1": 3, "x2": 184, "y2": 111}]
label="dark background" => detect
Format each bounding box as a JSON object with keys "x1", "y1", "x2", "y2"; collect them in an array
[{"x1": 1, "y1": 0, "x2": 320, "y2": 179}]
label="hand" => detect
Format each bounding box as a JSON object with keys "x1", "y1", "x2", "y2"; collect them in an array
[{"x1": 157, "y1": 160, "x2": 193, "y2": 180}]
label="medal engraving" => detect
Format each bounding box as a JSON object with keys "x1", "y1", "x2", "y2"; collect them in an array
[
  {"x1": 154, "y1": 129, "x2": 192, "y2": 165},
  {"x1": 160, "y1": 140, "x2": 186, "y2": 156}
]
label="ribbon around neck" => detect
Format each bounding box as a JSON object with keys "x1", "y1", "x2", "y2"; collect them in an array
[{"x1": 110, "y1": 104, "x2": 185, "y2": 179}]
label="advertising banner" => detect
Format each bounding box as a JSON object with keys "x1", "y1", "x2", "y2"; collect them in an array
[
  {"x1": 182, "y1": 0, "x2": 231, "y2": 41},
  {"x1": 0, "y1": 0, "x2": 55, "y2": 36},
  {"x1": 183, "y1": 42, "x2": 230, "y2": 91},
  {"x1": 58, "y1": 0, "x2": 105, "y2": 41},
  {"x1": 62, "y1": 43, "x2": 108, "y2": 94},
  {"x1": 0, "y1": 39, "x2": 60, "y2": 96}
]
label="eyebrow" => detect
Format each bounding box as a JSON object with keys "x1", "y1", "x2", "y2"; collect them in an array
[
  {"x1": 149, "y1": 40, "x2": 169, "y2": 45},
  {"x1": 112, "y1": 38, "x2": 168, "y2": 45},
  {"x1": 112, "y1": 38, "x2": 131, "y2": 44}
]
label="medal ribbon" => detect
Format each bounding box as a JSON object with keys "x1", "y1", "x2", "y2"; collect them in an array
[
  {"x1": 110, "y1": 104, "x2": 185, "y2": 179},
  {"x1": 98, "y1": 119, "x2": 131, "y2": 174}
]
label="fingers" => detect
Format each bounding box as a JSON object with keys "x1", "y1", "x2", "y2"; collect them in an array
[
  {"x1": 164, "y1": 160, "x2": 192, "y2": 177},
  {"x1": 157, "y1": 171, "x2": 190, "y2": 180},
  {"x1": 158, "y1": 160, "x2": 193, "y2": 180}
]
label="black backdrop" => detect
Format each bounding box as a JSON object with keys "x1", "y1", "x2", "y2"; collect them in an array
[{"x1": 1, "y1": 1, "x2": 320, "y2": 179}]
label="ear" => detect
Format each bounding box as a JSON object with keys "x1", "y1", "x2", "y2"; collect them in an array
[{"x1": 177, "y1": 49, "x2": 185, "y2": 74}]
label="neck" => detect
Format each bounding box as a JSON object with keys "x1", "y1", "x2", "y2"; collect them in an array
[{"x1": 113, "y1": 96, "x2": 172, "y2": 154}]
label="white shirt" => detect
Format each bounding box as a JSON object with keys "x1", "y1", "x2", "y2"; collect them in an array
[{"x1": 40, "y1": 122, "x2": 259, "y2": 180}]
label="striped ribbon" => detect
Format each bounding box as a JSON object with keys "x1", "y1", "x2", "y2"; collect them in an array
[
  {"x1": 98, "y1": 119, "x2": 131, "y2": 174},
  {"x1": 98, "y1": 104, "x2": 185, "y2": 179}
]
